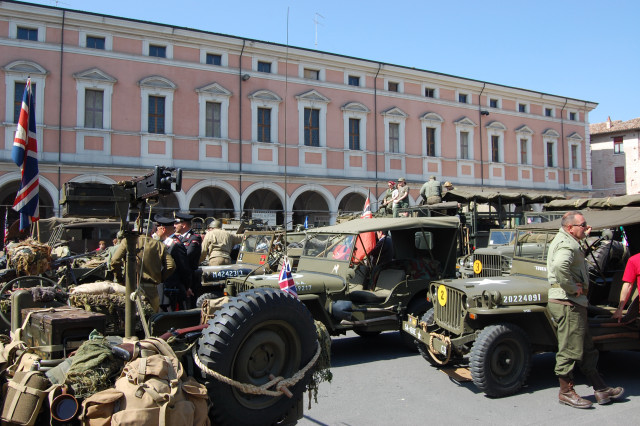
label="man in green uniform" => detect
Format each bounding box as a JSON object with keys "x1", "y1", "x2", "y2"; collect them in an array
[
  {"x1": 392, "y1": 178, "x2": 409, "y2": 217},
  {"x1": 379, "y1": 181, "x2": 396, "y2": 216},
  {"x1": 419, "y1": 175, "x2": 442, "y2": 205},
  {"x1": 110, "y1": 227, "x2": 176, "y2": 312},
  {"x1": 547, "y1": 210, "x2": 624, "y2": 408}
]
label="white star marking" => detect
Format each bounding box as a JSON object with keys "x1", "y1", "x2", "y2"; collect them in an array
[{"x1": 468, "y1": 278, "x2": 510, "y2": 285}]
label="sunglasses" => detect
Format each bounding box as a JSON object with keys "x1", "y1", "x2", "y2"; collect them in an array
[{"x1": 572, "y1": 222, "x2": 587, "y2": 228}]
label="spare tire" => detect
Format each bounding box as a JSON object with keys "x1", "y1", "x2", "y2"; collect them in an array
[
  {"x1": 197, "y1": 288, "x2": 317, "y2": 425},
  {"x1": 196, "y1": 292, "x2": 222, "y2": 309}
]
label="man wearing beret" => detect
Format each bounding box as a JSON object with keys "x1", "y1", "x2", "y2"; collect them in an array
[
  {"x1": 380, "y1": 181, "x2": 396, "y2": 216},
  {"x1": 109, "y1": 223, "x2": 175, "y2": 312},
  {"x1": 174, "y1": 212, "x2": 202, "y2": 306},
  {"x1": 154, "y1": 215, "x2": 192, "y2": 311}
]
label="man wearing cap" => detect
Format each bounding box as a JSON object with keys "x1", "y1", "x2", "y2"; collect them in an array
[
  {"x1": 380, "y1": 181, "x2": 396, "y2": 216},
  {"x1": 174, "y1": 212, "x2": 202, "y2": 306},
  {"x1": 154, "y1": 215, "x2": 192, "y2": 311},
  {"x1": 420, "y1": 175, "x2": 443, "y2": 205},
  {"x1": 109, "y1": 224, "x2": 175, "y2": 313},
  {"x1": 200, "y1": 219, "x2": 244, "y2": 265},
  {"x1": 392, "y1": 178, "x2": 409, "y2": 217}
]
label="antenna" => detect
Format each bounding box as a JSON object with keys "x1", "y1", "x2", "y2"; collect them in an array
[{"x1": 314, "y1": 13, "x2": 325, "y2": 46}]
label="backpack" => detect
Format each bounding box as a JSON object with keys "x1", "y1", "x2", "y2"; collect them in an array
[{"x1": 80, "y1": 338, "x2": 210, "y2": 426}]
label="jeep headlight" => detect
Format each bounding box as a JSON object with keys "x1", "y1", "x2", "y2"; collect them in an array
[{"x1": 463, "y1": 256, "x2": 474, "y2": 269}]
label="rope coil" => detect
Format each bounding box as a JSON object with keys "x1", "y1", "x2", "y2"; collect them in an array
[
  {"x1": 428, "y1": 331, "x2": 452, "y2": 365},
  {"x1": 191, "y1": 341, "x2": 321, "y2": 398}
]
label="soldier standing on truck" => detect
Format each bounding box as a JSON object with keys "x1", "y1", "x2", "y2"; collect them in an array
[
  {"x1": 546, "y1": 210, "x2": 624, "y2": 409},
  {"x1": 419, "y1": 175, "x2": 443, "y2": 205}
]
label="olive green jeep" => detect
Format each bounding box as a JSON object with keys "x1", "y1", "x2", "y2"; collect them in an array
[
  {"x1": 198, "y1": 230, "x2": 304, "y2": 304},
  {"x1": 226, "y1": 216, "x2": 460, "y2": 348},
  {"x1": 403, "y1": 208, "x2": 640, "y2": 397}
]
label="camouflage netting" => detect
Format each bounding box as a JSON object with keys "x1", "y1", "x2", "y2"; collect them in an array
[
  {"x1": 307, "y1": 320, "x2": 332, "y2": 407},
  {"x1": 0, "y1": 287, "x2": 67, "y2": 315},
  {"x1": 64, "y1": 336, "x2": 124, "y2": 399},
  {"x1": 6, "y1": 238, "x2": 51, "y2": 276},
  {"x1": 69, "y1": 291, "x2": 154, "y2": 334}
]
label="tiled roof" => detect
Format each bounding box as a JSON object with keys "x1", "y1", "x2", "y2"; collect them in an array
[{"x1": 590, "y1": 117, "x2": 640, "y2": 135}]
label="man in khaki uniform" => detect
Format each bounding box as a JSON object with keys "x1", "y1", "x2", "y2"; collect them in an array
[
  {"x1": 379, "y1": 181, "x2": 396, "y2": 216},
  {"x1": 420, "y1": 175, "x2": 443, "y2": 205},
  {"x1": 547, "y1": 210, "x2": 623, "y2": 408},
  {"x1": 110, "y1": 230, "x2": 175, "y2": 312},
  {"x1": 200, "y1": 219, "x2": 243, "y2": 265}
]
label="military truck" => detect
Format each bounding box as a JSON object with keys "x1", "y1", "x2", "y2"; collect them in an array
[
  {"x1": 225, "y1": 216, "x2": 460, "y2": 348},
  {"x1": 402, "y1": 208, "x2": 640, "y2": 397},
  {"x1": 198, "y1": 230, "x2": 305, "y2": 304}
]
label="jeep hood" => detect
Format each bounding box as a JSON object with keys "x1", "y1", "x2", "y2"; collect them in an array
[{"x1": 436, "y1": 276, "x2": 550, "y2": 299}]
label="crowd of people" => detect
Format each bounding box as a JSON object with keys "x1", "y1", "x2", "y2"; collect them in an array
[{"x1": 379, "y1": 176, "x2": 455, "y2": 217}]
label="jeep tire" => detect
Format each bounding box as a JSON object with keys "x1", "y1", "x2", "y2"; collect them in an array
[
  {"x1": 400, "y1": 296, "x2": 429, "y2": 351},
  {"x1": 416, "y1": 308, "x2": 452, "y2": 366},
  {"x1": 197, "y1": 288, "x2": 317, "y2": 425},
  {"x1": 469, "y1": 323, "x2": 531, "y2": 397},
  {"x1": 196, "y1": 291, "x2": 222, "y2": 308}
]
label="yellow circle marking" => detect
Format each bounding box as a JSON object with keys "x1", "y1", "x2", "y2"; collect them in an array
[
  {"x1": 437, "y1": 284, "x2": 447, "y2": 307},
  {"x1": 473, "y1": 259, "x2": 483, "y2": 274}
]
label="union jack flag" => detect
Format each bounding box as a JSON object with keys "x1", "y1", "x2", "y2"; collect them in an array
[
  {"x1": 361, "y1": 196, "x2": 372, "y2": 219},
  {"x1": 12, "y1": 78, "x2": 39, "y2": 231},
  {"x1": 278, "y1": 256, "x2": 297, "y2": 297}
]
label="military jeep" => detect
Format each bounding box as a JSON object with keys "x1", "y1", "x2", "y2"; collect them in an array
[
  {"x1": 226, "y1": 216, "x2": 460, "y2": 348},
  {"x1": 198, "y1": 230, "x2": 304, "y2": 302},
  {"x1": 403, "y1": 208, "x2": 640, "y2": 397},
  {"x1": 457, "y1": 229, "x2": 517, "y2": 278}
]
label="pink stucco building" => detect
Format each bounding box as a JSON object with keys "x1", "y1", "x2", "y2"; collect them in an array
[{"x1": 0, "y1": 1, "x2": 595, "y2": 227}]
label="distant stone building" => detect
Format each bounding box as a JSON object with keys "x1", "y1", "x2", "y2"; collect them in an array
[{"x1": 590, "y1": 117, "x2": 640, "y2": 197}]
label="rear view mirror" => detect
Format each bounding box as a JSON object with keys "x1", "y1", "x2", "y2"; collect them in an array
[{"x1": 415, "y1": 231, "x2": 433, "y2": 250}]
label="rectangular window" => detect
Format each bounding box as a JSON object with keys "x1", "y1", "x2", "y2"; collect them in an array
[
  {"x1": 520, "y1": 138, "x2": 528, "y2": 164},
  {"x1": 348, "y1": 118, "x2": 360, "y2": 150},
  {"x1": 545, "y1": 107, "x2": 553, "y2": 117},
  {"x1": 388, "y1": 82, "x2": 399, "y2": 92},
  {"x1": 614, "y1": 136, "x2": 623, "y2": 154},
  {"x1": 257, "y1": 61, "x2": 272, "y2": 73},
  {"x1": 569, "y1": 112, "x2": 577, "y2": 121},
  {"x1": 546, "y1": 142, "x2": 554, "y2": 167},
  {"x1": 206, "y1": 53, "x2": 222, "y2": 65},
  {"x1": 491, "y1": 135, "x2": 500, "y2": 162},
  {"x1": 17, "y1": 27, "x2": 38, "y2": 41},
  {"x1": 571, "y1": 145, "x2": 578, "y2": 169},
  {"x1": 84, "y1": 89, "x2": 104, "y2": 129},
  {"x1": 14, "y1": 82, "x2": 36, "y2": 123},
  {"x1": 425, "y1": 88, "x2": 435, "y2": 98},
  {"x1": 304, "y1": 108, "x2": 320, "y2": 146},
  {"x1": 86, "y1": 36, "x2": 105, "y2": 49},
  {"x1": 426, "y1": 127, "x2": 436, "y2": 157},
  {"x1": 389, "y1": 123, "x2": 400, "y2": 153},
  {"x1": 149, "y1": 44, "x2": 166, "y2": 58},
  {"x1": 518, "y1": 103, "x2": 527, "y2": 113},
  {"x1": 489, "y1": 98, "x2": 498, "y2": 108},
  {"x1": 303, "y1": 68, "x2": 319, "y2": 80},
  {"x1": 615, "y1": 166, "x2": 625, "y2": 183},
  {"x1": 458, "y1": 93, "x2": 468, "y2": 103},
  {"x1": 148, "y1": 96, "x2": 165, "y2": 134},
  {"x1": 460, "y1": 131, "x2": 469, "y2": 159},
  {"x1": 205, "y1": 102, "x2": 221, "y2": 138},
  {"x1": 348, "y1": 76, "x2": 360, "y2": 86},
  {"x1": 257, "y1": 107, "x2": 271, "y2": 142}
]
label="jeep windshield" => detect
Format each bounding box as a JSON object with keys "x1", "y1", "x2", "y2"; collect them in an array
[
  {"x1": 488, "y1": 229, "x2": 515, "y2": 246},
  {"x1": 302, "y1": 234, "x2": 354, "y2": 261},
  {"x1": 241, "y1": 233, "x2": 273, "y2": 254}
]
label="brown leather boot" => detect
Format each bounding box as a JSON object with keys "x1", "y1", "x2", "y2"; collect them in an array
[
  {"x1": 588, "y1": 373, "x2": 624, "y2": 405},
  {"x1": 558, "y1": 376, "x2": 593, "y2": 409}
]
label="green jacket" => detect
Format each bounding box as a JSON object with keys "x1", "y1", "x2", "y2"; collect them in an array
[{"x1": 546, "y1": 227, "x2": 589, "y2": 306}]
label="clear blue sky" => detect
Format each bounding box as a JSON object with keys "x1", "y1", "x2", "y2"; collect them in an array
[{"x1": 28, "y1": 0, "x2": 639, "y2": 124}]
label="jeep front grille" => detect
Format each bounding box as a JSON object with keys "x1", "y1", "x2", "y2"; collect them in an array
[
  {"x1": 474, "y1": 253, "x2": 502, "y2": 277},
  {"x1": 434, "y1": 286, "x2": 465, "y2": 334}
]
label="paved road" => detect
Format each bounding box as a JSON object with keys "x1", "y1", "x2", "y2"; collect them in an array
[{"x1": 299, "y1": 331, "x2": 640, "y2": 426}]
